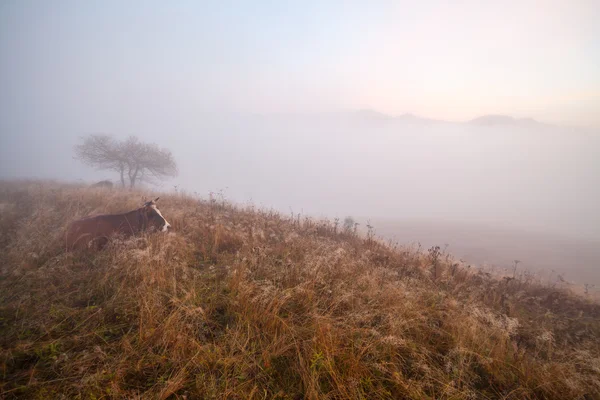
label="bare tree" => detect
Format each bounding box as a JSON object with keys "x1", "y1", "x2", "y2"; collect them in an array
[{"x1": 75, "y1": 135, "x2": 177, "y2": 188}]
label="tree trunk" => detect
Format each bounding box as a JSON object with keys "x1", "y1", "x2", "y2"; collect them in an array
[
  {"x1": 129, "y1": 165, "x2": 140, "y2": 188},
  {"x1": 119, "y1": 168, "x2": 126, "y2": 188}
]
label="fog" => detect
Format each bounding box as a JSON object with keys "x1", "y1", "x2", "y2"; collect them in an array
[
  {"x1": 2, "y1": 110, "x2": 598, "y2": 239},
  {"x1": 1, "y1": 1, "x2": 599, "y2": 281}
]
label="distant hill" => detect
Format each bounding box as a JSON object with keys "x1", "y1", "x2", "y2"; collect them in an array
[
  {"x1": 348, "y1": 110, "x2": 550, "y2": 127},
  {"x1": 468, "y1": 114, "x2": 545, "y2": 127},
  {"x1": 349, "y1": 109, "x2": 447, "y2": 125},
  {"x1": 396, "y1": 112, "x2": 441, "y2": 124}
]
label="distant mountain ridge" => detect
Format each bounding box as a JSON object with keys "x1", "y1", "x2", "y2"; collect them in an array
[
  {"x1": 468, "y1": 114, "x2": 545, "y2": 127},
  {"x1": 251, "y1": 109, "x2": 576, "y2": 130},
  {"x1": 349, "y1": 109, "x2": 550, "y2": 127}
]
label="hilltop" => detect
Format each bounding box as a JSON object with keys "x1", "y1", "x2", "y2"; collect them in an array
[
  {"x1": 1, "y1": 181, "x2": 599, "y2": 399},
  {"x1": 253, "y1": 110, "x2": 552, "y2": 127},
  {"x1": 337, "y1": 110, "x2": 550, "y2": 127},
  {"x1": 468, "y1": 115, "x2": 545, "y2": 128}
]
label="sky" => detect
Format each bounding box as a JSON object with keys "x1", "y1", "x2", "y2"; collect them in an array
[
  {"x1": 0, "y1": 1, "x2": 599, "y2": 249},
  {"x1": 1, "y1": 0, "x2": 599, "y2": 127}
]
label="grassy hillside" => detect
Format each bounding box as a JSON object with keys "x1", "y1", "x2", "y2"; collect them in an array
[
  {"x1": 366, "y1": 218, "x2": 600, "y2": 289},
  {"x1": 1, "y1": 181, "x2": 599, "y2": 399}
]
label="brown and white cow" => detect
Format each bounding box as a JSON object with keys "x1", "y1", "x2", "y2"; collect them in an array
[{"x1": 66, "y1": 198, "x2": 171, "y2": 250}]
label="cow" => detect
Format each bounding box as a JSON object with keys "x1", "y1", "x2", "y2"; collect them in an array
[
  {"x1": 66, "y1": 197, "x2": 171, "y2": 250},
  {"x1": 91, "y1": 180, "x2": 114, "y2": 189}
]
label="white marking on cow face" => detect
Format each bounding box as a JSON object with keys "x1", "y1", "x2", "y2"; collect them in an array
[{"x1": 151, "y1": 204, "x2": 171, "y2": 232}]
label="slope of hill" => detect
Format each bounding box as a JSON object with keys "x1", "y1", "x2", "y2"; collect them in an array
[
  {"x1": 1, "y1": 181, "x2": 599, "y2": 399},
  {"x1": 468, "y1": 115, "x2": 544, "y2": 128},
  {"x1": 368, "y1": 218, "x2": 600, "y2": 286},
  {"x1": 340, "y1": 110, "x2": 549, "y2": 127}
]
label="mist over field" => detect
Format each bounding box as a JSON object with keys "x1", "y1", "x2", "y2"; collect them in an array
[
  {"x1": 2, "y1": 112, "x2": 599, "y2": 280},
  {"x1": 1, "y1": 0, "x2": 599, "y2": 282},
  {"x1": 3, "y1": 2, "x2": 600, "y2": 398},
  {"x1": 2, "y1": 111, "x2": 599, "y2": 236}
]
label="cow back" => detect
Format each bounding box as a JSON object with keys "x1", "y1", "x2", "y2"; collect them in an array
[{"x1": 66, "y1": 210, "x2": 143, "y2": 250}]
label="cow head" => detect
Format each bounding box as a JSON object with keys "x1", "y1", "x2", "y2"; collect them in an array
[{"x1": 142, "y1": 197, "x2": 171, "y2": 232}]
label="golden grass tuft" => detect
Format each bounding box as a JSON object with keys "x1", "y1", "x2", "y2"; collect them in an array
[{"x1": 0, "y1": 180, "x2": 599, "y2": 399}]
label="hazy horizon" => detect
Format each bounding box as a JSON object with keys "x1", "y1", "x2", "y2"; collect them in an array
[
  {"x1": 1, "y1": 2, "x2": 599, "y2": 267},
  {"x1": 1, "y1": 1, "x2": 600, "y2": 126}
]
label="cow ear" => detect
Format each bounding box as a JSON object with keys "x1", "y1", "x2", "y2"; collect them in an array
[{"x1": 154, "y1": 197, "x2": 160, "y2": 202}]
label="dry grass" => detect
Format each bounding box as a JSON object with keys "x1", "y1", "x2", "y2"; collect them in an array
[{"x1": 0, "y1": 180, "x2": 599, "y2": 399}]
